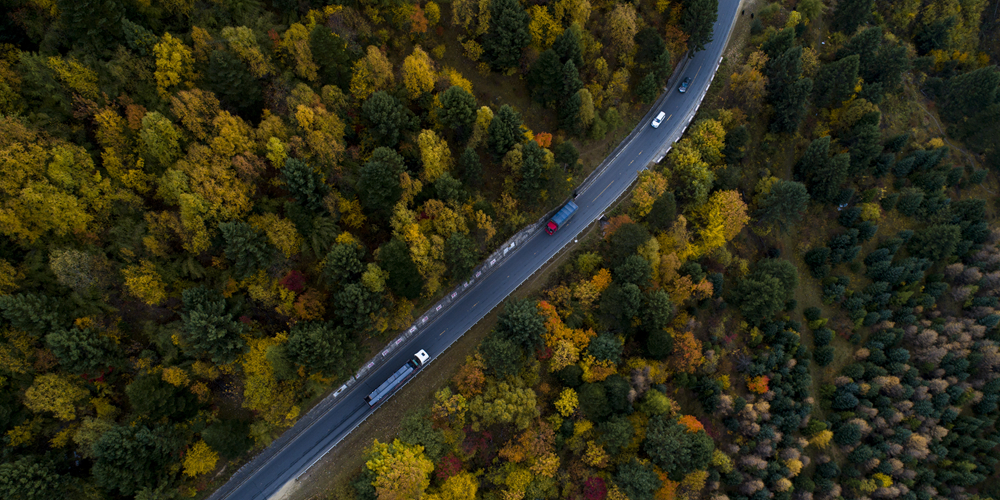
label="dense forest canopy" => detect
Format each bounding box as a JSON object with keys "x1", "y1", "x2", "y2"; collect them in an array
[
  {"x1": 2, "y1": 0, "x2": 1000, "y2": 498},
  {"x1": 0, "y1": 0, "x2": 708, "y2": 497}
]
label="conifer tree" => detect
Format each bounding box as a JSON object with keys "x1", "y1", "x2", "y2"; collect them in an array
[
  {"x1": 487, "y1": 104, "x2": 524, "y2": 158},
  {"x1": 180, "y1": 286, "x2": 248, "y2": 364},
  {"x1": 219, "y1": 221, "x2": 274, "y2": 279},
  {"x1": 681, "y1": 0, "x2": 718, "y2": 54},
  {"x1": 286, "y1": 321, "x2": 361, "y2": 377},
  {"x1": 358, "y1": 147, "x2": 406, "y2": 221},
  {"x1": 0, "y1": 293, "x2": 63, "y2": 337},
  {"x1": 552, "y1": 24, "x2": 583, "y2": 68},
  {"x1": 282, "y1": 158, "x2": 329, "y2": 213},
  {"x1": 813, "y1": 55, "x2": 859, "y2": 108},
  {"x1": 795, "y1": 136, "x2": 849, "y2": 203},
  {"x1": 205, "y1": 49, "x2": 261, "y2": 115},
  {"x1": 310, "y1": 25, "x2": 354, "y2": 91},
  {"x1": 753, "y1": 179, "x2": 810, "y2": 232},
  {"x1": 527, "y1": 49, "x2": 563, "y2": 105},
  {"x1": 362, "y1": 91, "x2": 410, "y2": 147},
  {"x1": 438, "y1": 86, "x2": 477, "y2": 137},
  {"x1": 46, "y1": 327, "x2": 122, "y2": 375},
  {"x1": 831, "y1": 0, "x2": 873, "y2": 35},
  {"x1": 483, "y1": 0, "x2": 531, "y2": 70}
]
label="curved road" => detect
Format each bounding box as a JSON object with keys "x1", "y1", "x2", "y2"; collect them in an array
[{"x1": 215, "y1": 2, "x2": 742, "y2": 498}]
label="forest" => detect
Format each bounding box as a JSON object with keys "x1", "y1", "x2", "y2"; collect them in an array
[
  {"x1": 0, "y1": 0, "x2": 713, "y2": 497},
  {"x1": 1, "y1": 0, "x2": 1000, "y2": 498}
]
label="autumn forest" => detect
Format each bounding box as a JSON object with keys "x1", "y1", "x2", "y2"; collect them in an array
[{"x1": 1, "y1": 0, "x2": 1000, "y2": 499}]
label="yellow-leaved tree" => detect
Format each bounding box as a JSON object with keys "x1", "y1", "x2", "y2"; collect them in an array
[
  {"x1": 607, "y1": 3, "x2": 637, "y2": 65},
  {"x1": 403, "y1": 46, "x2": 436, "y2": 99},
  {"x1": 281, "y1": 23, "x2": 319, "y2": 81},
  {"x1": 418, "y1": 129, "x2": 453, "y2": 182},
  {"x1": 691, "y1": 190, "x2": 748, "y2": 256},
  {"x1": 222, "y1": 26, "x2": 272, "y2": 77},
  {"x1": 153, "y1": 32, "x2": 196, "y2": 97},
  {"x1": 365, "y1": 439, "x2": 434, "y2": 500},
  {"x1": 438, "y1": 471, "x2": 478, "y2": 500},
  {"x1": 183, "y1": 440, "x2": 219, "y2": 477},
  {"x1": 350, "y1": 46, "x2": 395, "y2": 100},
  {"x1": 122, "y1": 260, "x2": 169, "y2": 305},
  {"x1": 24, "y1": 373, "x2": 89, "y2": 421},
  {"x1": 631, "y1": 170, "x2": 669, "y2": 218},
  {"x1": 528, "y1": 6, "x2": 562, "y2": 49}
]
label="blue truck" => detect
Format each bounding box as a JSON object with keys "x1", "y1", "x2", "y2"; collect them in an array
[
  {"x1": 365, "y1": 350, "x2": 430, "y2": 406},
  {"x1": 546, "y1": 201, "x2": 579, "y2": 235}
]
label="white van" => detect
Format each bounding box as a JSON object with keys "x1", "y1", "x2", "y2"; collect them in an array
[{"x1": 651, "y1": 111, "x2": 666, "y2": 128}]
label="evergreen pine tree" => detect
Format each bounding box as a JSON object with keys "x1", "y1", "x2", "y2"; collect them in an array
[
  {"x1": 219, "y1": 221, "x2": 274, "y2": 279},
  {"x1": 814, "y1": 55, "x2": 860, "y2": 108},
  {"x1": 635, "y1": 72, "x2": 659, "y2": 103},
  {"x1": 310, "y1": 25, "x2": 355, "y2": 91},
  {"x1": 681, "y1": 0, "x2": 719, "y2": 54},
  {"x1": 552, "y1": 24, "x2": 584, "y2": 68},
  {"x1": 286, "y1": 321, "x2": 361, "y2": 377},
  {"x1": 754, "y1": 179, "x2": 810, "y2": 232},
  {"x1": 459, "y1": 147, "x2": 483, "y2": 187},
  {"x1": 487, "y1": 104, "x2": 524, "y2": 158},
  {"x1": 180, "y1": 286, "x2": 248, "y2": 364},
  {"x1": 378, "y1": 238, "x2": 423, "y2": 299},
  {"x1": 282, "y1": 158, "x2": 330, "y2": 213},
  {"x1": 831, "y1": 0, "x2": 873, "y2": 35},
  {"x1": 362, "y1": 91, "x2": 409, "y2": 147},
  {"x1": 205, "y1": 49, "x2": 262, "y2": 116},
  {"x1": 527, "y1": 49, "x2": 563, "y2": 105},
  {"x1": 483, "y1": 0, "x2": 530, "y2": 70},
  {"x1": 438, "y1": 85, "x2": 477, "y2": 138},
  {"x1": 0, "y1": 293, "x2": 63, "y2": 337},
  {"x1": 358, "y1": 147, "x2": 405, "y2": 220},
  {"x1": 46, "y1": 327, "x2": 122, "y2": 375}
]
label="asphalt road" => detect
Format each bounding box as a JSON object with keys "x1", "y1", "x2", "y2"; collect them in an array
[{"x1": 217, "y1": 2, "x2": 743, "y2": 498}]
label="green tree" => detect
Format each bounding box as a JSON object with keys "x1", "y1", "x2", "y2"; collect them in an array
[
  {"x1": 558, "y1": 89, "x2": 583, "y2": 134},
  {"x1": 561, "y1": 60, "x2": 584, "y2": 102},
  {"x1": 908, "y1": 224, "x2": 961, "y2": 261},
  {"x1": 615, "y1": 254, "x2": 653, "y2": 287},
  {"x1": 943, "y1": 66, "x2": 1000, "y2": 123},
  {"x1": 721, "y1": 125, "x2": 749, "y2": 164},
  {"x1": 527, "y1": 49, "x2": 563, "y2": 105},
  {"x1": 283, "y1": 157, "x2": 330, "y2": 213},
  {"x1": 615, "y1": 458, "x2": 662, "y2": 500},
  {"x1": 483, "y1": 0, "x2": 531, "y2": 70},
  {"x1": 480, "y1": 331, "x2": 523, "y2": 377},
  {"x1": 219, "y1": 221, "x2": 274, "y2": 279},
  {"x1": 608, "y1": 223, "x2": 652, "y2": 266},
  {"x1": 588, "y1": 332, "x2": 624, "y2": 364},
  {"x1": 795, "y1": 136, "x2": 850, "y2": 203},
  {"x1": 553, "y1": 141, "x2": 579, "y2": 169},
  {"x1": 126, "y1": 372, "x2": 199, "y2": 421},
  {"x1": 438, "y1": 86, "x2": 477, "y2": 138},
  {"x1": 92, "y1": 424, "x2": 181, "y2": 496},
  {"x1": 814, "y1": 55, "x2": 859, "y2": 107},
  {"x1": 643, "y1": 415, "x2": 714, "y2": 480},
  {"x1": 635, "y1": 27, "x2": 667, "y2": 68},
  {"x1": 601, "y1": 283, "x2": 644, "y2": 331},
  {"x1": 358, "y1": 147, "x2": 406, "y2": 220},
  {"x1": 362, "y1": 91, "x2": 410, "y2": 147},
  {"x1": 647, "y1": 329, "x2": 674, "y2": 359},
  {"x1": 643, "y1": 289, "x2": 675, "y2": 333},
  {"x1": 180, "y1": 286, "x2": 248, "y2": 364},
  {"x1": 0, "y1": 457, "x2": 65, "y2": 500},
  {"x1": 310, "y1": 25, "x2": 354, "y2": 91},
  {"x1": 496, "y1": 297, "x2": 545, "y2": 351},
  {"x1": 844, "y1": 111, "x2": 883, "y2": 175},
  {"x1": 552, "y1": 24, "x2": 583, "y2": 68},
  {"x1": 578, "y1": 382, "x2": 610, "y2": 420},
  {"x1": 767, "y1": 46, "x2": 813, "y2": 134},
  {"x1": 399, "y1": 408, "x2": 447, "y2": 461},
  {"x1": 914, "y1": 16, "x2": 957, "y2": 55},
  {"x1": 139, "y1": 112, "x2": 182, "y2": 169},
  {"x1": 635, "y1": 72, "x2": 659, "y2": 103},
  {"x1": 435, "y1": 173, "x2": 466, "y2": 202},
  {"x1": 645, "y1": 192, "x2": 677, "y2": 230},
  {"x1": 681, "y1": 0, "x2": 718, "y2": 54},
  {"x1": 599, "y1": 415, "x2": 635, "y2": 455},
  {"x1": 731, "y1": 259, "x2": 798, "y2": 324},
  {"x1": 286, "y1": 321, "x2": 361, "y2": 377},
  {"x1": 205, "y1": 49, "x2": 261, "y2": 115},
  {"x1": 673, "y1": 158, "x2": 715, "y2": 208},
  {"x1": 754, "y1": 179, "x2": 810, "y2": 232},
  {"x1": 761, "y1": 27, "x2": 795, "y2": 61},
  {"x1": 487, "y1": 104, "x2": 524, "y2": 158},
  {"x1": 324, "y1": 243, "x2": 365, "y2": 285},
  {"x1": 45, "y1": 327, "x2": 122, "y2": 375},
  {"x1": 459, "y1": 147, "x2": 483, "y2": 187},
  {"x1": 333, "y1": 283, "x2": 383, "y2": 332},
  {"x1": 445, "y1": 232, "x2": 479, "y2": 280},
  {"x1": 378, "y1": 238, "x2": 423, "y2": 299},
  {"x1": 56, "y1": 0, "x2": 124, "y2": 52},
  {"x1": 0, "y1": 293, "x2": 64, "y2": 337},
  {"x1": 831, "y1": 0, "x2": 873, "y2": 35},
  {"x1": 518, "y1": 140, "x2": 548, "y2": 203},
  {"x1": 201, "y1": 419, "x2": 252, "y2": 461}
]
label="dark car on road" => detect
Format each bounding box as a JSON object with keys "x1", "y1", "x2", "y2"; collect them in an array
[{"x1": 678, "y1": 77, "x2": 691, "y2": 93}]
